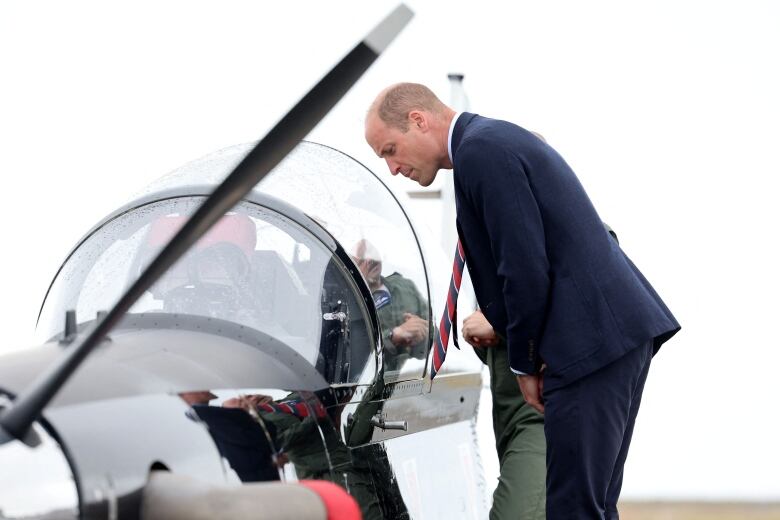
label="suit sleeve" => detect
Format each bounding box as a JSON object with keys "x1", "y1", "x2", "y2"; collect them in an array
[{"x1": 458, "y1": 138, "x2": 550, "y2": 375}]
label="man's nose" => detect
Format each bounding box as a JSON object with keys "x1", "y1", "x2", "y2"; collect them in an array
[{"x1": 386, "y1": 158, "x2": 400, "y2": 175}]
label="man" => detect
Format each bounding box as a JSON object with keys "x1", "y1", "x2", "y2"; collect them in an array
[
  {"x1": 365, "y1": 83, "x2": 680, "y2": 519},
  {"x1": 179, "y1": 391, "x2": 281, "y2": 483},
  {"x1": 351, "y1": 238, "x2": 429, "y2": 374}
]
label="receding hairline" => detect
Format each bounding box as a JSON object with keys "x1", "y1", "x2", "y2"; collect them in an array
[{"x1": 368, "y1": 82, "x2": 448, "y2": 131}]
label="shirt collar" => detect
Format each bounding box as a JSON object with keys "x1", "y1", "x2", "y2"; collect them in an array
[{"x1": 448, "y1": 112, "x2": 462, "y2": 164}]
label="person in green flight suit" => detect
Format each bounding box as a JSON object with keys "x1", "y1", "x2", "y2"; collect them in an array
[
  {"x1": 463, "y1": 310, "x2": 546, "y2": 520},
  {"x1": 350, "y1": 239, "x2": 429, "y2": 375}
]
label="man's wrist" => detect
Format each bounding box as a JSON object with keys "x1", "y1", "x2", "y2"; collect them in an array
[{"x1": 384, "y1": 328, "x2": 398, "y2": 354}]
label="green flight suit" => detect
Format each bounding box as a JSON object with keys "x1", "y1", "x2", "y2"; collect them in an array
[
  {"x1": 376, "y1": 273, "x2": 429, "y2": 374},
  {"x1": 261, "y1": 398, "x2": 384, "y2": 520},
  {"x1": 474, "y1": 341, "x2": 546, "y2": 520}
]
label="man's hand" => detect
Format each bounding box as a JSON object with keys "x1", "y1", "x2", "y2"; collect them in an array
[
  {"x1": 391, "y1": 313, "x2": 428, "y2": 347},
  {"x1": 516, "y1": 374, "x2": 545, "y2": 414},
  {"x1": 223, "y1": 394, "x2": 272, "y2": 410},
  {"x1": 462, "y1": 310, "x2": 499, "y2": 348}
]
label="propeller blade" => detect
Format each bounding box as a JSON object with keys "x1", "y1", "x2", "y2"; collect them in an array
[{"x1": 0, "y1": 4, "x2": 413, "y2": 445}]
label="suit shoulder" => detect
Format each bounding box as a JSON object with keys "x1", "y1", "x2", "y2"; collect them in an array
[
  {"x1": 457, "y1": 116, "x2": 539, "y2": 162},
  {"x1": 455, "y1": 131, "x2": 505, "y2": 168}
]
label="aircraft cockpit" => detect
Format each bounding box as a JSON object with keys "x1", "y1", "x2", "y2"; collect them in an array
[
  {"x1": 9, "y1": 141, "x2": 485, "y2": 519},
  {"x1": 36, "y1": 141, "x2": 441, "y2": 388}
]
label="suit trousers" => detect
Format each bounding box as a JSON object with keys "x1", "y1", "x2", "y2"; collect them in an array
[{"x1": 543, "y1": 341, "x2": 653, "y2": 520}]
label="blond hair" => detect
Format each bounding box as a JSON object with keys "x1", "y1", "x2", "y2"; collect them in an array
[{"x1": 373, "y1": 83, "x2": 447, "y2": 132}]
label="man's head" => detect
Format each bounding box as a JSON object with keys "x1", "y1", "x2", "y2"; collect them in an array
[
  {"x1": 350, "y1": 239, "x2": 383, "y2": 290},
  {"x1": 179, "y1": 390, "x2": 218, "y2": 406},
  {"x1": 365, "y1": 83, "x2": 455, "y2": 187}
]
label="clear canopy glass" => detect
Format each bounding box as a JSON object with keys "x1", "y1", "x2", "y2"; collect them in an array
[
  {"x1": 37, "y1": 142, "x2": 437, "y2": 383},
  {"x1": 138, "y1": 141, "x2": 436, "y2": 381}
]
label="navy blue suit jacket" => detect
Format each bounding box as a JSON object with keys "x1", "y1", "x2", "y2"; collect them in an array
[{"x1": 452, "y1": 113, "x2": 680, "y2": 389}]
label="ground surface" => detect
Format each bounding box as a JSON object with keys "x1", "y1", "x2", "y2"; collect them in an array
[{"x1": 619, "y1": 502, "x2": 780, "y2": 519}]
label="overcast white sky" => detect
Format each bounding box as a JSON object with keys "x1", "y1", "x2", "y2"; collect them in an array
[{"x1": 1, "y1": 0, "x2": 779, "y2": 501}]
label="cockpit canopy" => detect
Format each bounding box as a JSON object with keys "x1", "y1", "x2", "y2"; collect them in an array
[{"x1": 37, "y1": 142, "x2": 438, "y2": 385}]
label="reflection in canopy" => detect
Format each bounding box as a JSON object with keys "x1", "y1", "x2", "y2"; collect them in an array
[
  {"x1": 140, "y1": 141, "x2": 441, "y2": 381},
  {"x1": 36, "y1": 197, "x2": 373, "y2": 387}
]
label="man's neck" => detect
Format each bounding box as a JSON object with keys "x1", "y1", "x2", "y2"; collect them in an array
[{"x1": 439, "y1": 108, "x2": 457, "y2": 169}]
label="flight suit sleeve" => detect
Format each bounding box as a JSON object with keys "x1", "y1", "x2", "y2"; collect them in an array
[{"x1": 457, "y1": 138, "x2": 550, "y2": 375}]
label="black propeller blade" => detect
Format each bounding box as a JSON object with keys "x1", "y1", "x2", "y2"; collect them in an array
[{"x1": 0, "y1": 4, "x2": 413, "y2": 445}]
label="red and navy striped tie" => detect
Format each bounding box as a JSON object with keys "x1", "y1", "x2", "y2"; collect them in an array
[
  {"x1": 431, "y1": 239, "x2": 465, "y2": 379},
  {"x1": 258, "y1": 399, "x2": 327, "y2": 420}
]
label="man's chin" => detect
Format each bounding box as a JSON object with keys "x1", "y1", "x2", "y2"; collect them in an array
[{"x1": 417, "y1": 172, "x2": 436, "y2": 187}]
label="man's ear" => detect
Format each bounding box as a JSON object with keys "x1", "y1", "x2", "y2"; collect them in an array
[{"x1": 408, "y1": 110, "x2": 427, "y2": 130}]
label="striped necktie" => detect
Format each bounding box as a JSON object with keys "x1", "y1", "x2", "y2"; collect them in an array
[
  {"x1": 258, "y1": 398, "x2": 327, "y2": 420},
  {"x1": 431, "y1": 239, "x2": 465, "y2": 379}
]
